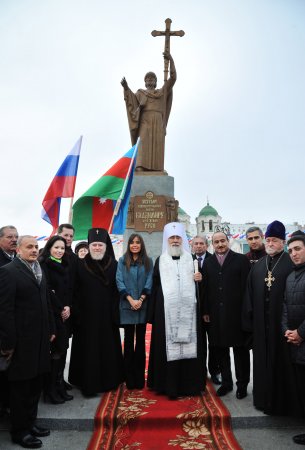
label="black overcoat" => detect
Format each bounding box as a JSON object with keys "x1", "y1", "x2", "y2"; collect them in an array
[
  {"x1": 0, "y1": 258, "x2": 54, "y2": 381},
  {"x1": 0, "y1": 248, "x2": 14, "y2": 268},
  {"x1": 203, "y1": 250, "x2": 251, "y2": 347},
  {"x1": 40, "y1": 258, "x2": 72, "y2": 353},
  {"x1": 282, "y1": 264, "x2": 305, "y2": 366},
  {"x1": 243, "y1": 252, "x2": 303, "y2": 416},
  {"x1": 68, "y1": 256, "x2": 124, "y2": 395}
]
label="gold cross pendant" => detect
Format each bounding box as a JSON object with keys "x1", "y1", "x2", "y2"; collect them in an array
[{"x1": 265, "y1": 271, "x2": 275, "y2": 291}]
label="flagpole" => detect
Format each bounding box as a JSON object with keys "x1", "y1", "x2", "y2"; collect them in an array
[
  {"x1": 67, "y1": 135, "x2": 83, "y2": 224},
  {"x1": 108, "y1": 138, "x2": 139, "y2": 234}
]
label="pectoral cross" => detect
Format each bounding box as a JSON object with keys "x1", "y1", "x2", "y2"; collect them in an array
[
  {"x1": 265, "y1": 271, "x2": 275, "y2": 291},
  {"x1": 151, "y1": 18, "x2": 185, "y2": 82}
]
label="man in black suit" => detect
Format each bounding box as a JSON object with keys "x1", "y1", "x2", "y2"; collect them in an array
[
  {"x1": 0, "y1": 225, "x2": 19, "y2": 417},
  {"x1": 203, "y1": 232, "x2": 251, "y2": 399},
  {"x1": 192, "y1": 235, "x2": 221, "y2": 385},
  {"x1": 0, "y1": 236, "x2": 55, "y2": 448}
]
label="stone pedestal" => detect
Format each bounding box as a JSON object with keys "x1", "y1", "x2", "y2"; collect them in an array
[{"x1": 124, "y1": 174, "x2": 178, "y2": 261}]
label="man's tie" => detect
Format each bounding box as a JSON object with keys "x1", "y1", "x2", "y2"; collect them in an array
[{"x1": 198, "y1": 256, "x2": 203, "y2": 269}]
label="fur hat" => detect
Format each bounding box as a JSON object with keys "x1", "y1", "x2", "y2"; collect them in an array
[{"x1": 75, "y1": 241, "x2": 88, "y2": 255}]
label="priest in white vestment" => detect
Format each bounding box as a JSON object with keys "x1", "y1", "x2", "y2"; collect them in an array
[{"x1": 147, "y1": 222, "x2": 206, "y2": 398}]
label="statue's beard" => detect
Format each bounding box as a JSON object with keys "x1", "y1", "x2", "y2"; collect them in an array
[
  {"x1": 168, "y1": 244, "x2": 182, "y2": 257},
  {"x1": 90, "y1": 252, "x2": 105, "y2": 261},
  {"x1": 145, "y1": 82, "x2": 156, "y2": 90}
]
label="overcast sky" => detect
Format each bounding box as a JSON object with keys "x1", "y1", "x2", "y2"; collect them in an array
[{"x1": 1, "y1": 0, "x2": 305, "y2": 237}]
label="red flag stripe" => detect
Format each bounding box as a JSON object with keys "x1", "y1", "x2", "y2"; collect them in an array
[{"x1": 103, "y1": 156, "x2": 131, "y2": 178}]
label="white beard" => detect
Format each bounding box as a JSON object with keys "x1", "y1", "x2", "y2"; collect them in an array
[
  {"x1": 90, "y1": 252, "x2": 105, "y2": 261},
  {"x1": 167, "y1": 244, "x2": 182, "y2": 257},
  {"x1": 265, "y1": 246, "x2": 283, "y2": 256}
]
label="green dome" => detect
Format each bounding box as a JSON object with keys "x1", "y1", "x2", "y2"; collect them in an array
[
  {"x1": 198, "y1": 202, "x2": 218, "y2": 217},
  {"x1": 178, "y1": 206, "x2": 187, "y2": 215}
]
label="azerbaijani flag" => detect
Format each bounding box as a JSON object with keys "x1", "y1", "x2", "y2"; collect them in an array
[
  {"x1": 41, "y1": 136, "x2": 82, "y2": 232},
  {"x1": 72, "y1": 141, "x2": 138, "y2": 240}
]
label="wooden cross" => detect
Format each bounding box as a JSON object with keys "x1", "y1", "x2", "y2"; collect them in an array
[
  {"x1": 265, "y1": 271, "x2": 275, "y2": 290},
  {"x1": 151, "y1": 18, "x2": 185, "y2": 82}
]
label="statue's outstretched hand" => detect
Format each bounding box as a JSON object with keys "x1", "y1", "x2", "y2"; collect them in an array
[{"x1": 121, "y1": 77, "x2": 129, "y2": 90}]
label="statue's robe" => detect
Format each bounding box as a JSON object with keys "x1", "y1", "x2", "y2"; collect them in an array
[{"x1": 123, "y1": 75, "x2": 176, "y2": 172}]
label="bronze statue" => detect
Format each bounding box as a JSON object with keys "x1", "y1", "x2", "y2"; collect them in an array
[{"x1": 121, "y1": 19, "x2": 184, "y2": 173}]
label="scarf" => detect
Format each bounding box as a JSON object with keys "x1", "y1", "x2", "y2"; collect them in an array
[{"x1": 18, "y1": 256, "x2": 42, "y2": 285}]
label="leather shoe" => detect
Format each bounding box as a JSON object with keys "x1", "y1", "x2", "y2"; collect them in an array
[
  {"x1": 293, "y1": 434, "x2": 305, "y2": 445},
  {"x1": 211, "y1": 374, "x2": 222, "y2": 385},
  {"x1": 12, "y1": 434, "x2": 42, "y2": 448},
  {"x1": 216, "y1": 385, "x2": 233, "y2": 397},
  {"x1": 64, "y1": 380, "x2": 73, "y2": 391},
  {"x1": 236, "y1": 388, "x2": 247, "y2": 399},
  {"x1": 30, "y1": 425, "x2": 50, "y2": 437}
]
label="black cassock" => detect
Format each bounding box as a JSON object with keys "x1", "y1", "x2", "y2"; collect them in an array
[
  {"x1": 147, "y1": 257, "x2": 206, "y2": 398},
  {"x1": 68, "y1": 256, "x2": 124, "y2": 396},
  {"x1": 243, "y1": 251, "x2": 303, "y2": 416}
]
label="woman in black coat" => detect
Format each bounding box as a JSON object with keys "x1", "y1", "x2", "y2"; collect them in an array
[{"x1": 39, "y1": 236, "x2": 73, "y2": 403}]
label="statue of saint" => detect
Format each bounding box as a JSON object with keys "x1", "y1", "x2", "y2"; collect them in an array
[{"x1": 121, "y1": 51, "x2": 176, "y2": 172}]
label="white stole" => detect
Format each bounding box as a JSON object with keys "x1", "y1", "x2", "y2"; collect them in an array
[{"x1": 159, "y1": 251, "x2": 197, "y2": 361}]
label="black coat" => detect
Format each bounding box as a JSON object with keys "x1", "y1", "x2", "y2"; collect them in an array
[
  {"x1": 40, "y1": 258, "x2": 72, "y2": 353},
  {"x1": 0, "y1": 258, "x2": 54, "y2": 381},
  {"x1": 0, "y1": 248, "x2": 14, "y2": 268},
  {"x1": 243, "y1": 252, "x2": 303, "y2": 416},
  {"x1": 203, "y1": 250, "x2": 251, "y2": 347},
  {"x1": 68, "y1": 255, "x2": 124, "y2": 395},
  {"x1": 282, "y1": 263, "x2": 305, "y2": 365}
]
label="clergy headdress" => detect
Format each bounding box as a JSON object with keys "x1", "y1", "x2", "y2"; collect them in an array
[
  {"x1": 265, "y1": 220, "x2": 286, "y2": 240},
  {"x1": 287, "y1": 230, "x2": 305, "y2": 246},
  {"x1": 87, "y1": 228, "x2": 115, "y2": 259},
  {"x1": 162, "y1": 222, "x2": 190, "y2": 253}
]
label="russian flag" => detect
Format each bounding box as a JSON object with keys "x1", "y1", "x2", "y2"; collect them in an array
[{"x1": 41, "y1": 136, "x2": 82, "y2": 232}]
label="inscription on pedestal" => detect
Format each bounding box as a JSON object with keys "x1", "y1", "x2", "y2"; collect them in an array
[
  {"x1": 134, "y1": 191, "x2": 166, "y2": 233},
  {"x1": 127, "y1": 191, "x2": 178, "y2": 234}
]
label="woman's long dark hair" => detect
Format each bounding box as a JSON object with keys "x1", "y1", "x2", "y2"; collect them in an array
[
  {"x1": 39, "y1": 236, "x2": 68, "y2": 264},
  {"x1": 125, "y1": 233, "x2": 151, "y2": 272}
]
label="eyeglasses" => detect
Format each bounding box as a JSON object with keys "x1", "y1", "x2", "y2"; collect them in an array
[{"x1": 247, "y1": 236, "x2": 261, "y2": 241}]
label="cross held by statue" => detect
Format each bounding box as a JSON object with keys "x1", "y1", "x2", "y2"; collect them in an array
[{"x1": 151, "y1": 18, "x2": 185, "y2": 82}]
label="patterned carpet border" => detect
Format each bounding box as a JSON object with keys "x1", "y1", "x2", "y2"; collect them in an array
[{"x1": 87, "y1": 381, "x2": 242, "y2": 450}]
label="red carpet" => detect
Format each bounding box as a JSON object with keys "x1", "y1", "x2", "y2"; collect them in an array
[{"x1": 87, "y1": 326, "x2": 242, "y2": 450}]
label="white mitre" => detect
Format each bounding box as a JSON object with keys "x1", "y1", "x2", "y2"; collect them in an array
[{"x1": 162, "y1": 222, "x2": 190, "y2": 253}]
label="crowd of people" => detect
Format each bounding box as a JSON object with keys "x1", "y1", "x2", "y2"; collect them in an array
[{"x1": 0, "y1": 219, "x2": 305, "y2": 448}]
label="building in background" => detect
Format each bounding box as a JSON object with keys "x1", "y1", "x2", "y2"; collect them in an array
[{"x1": 178, "y1": 201, "x2": 304, "y2": 254}]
